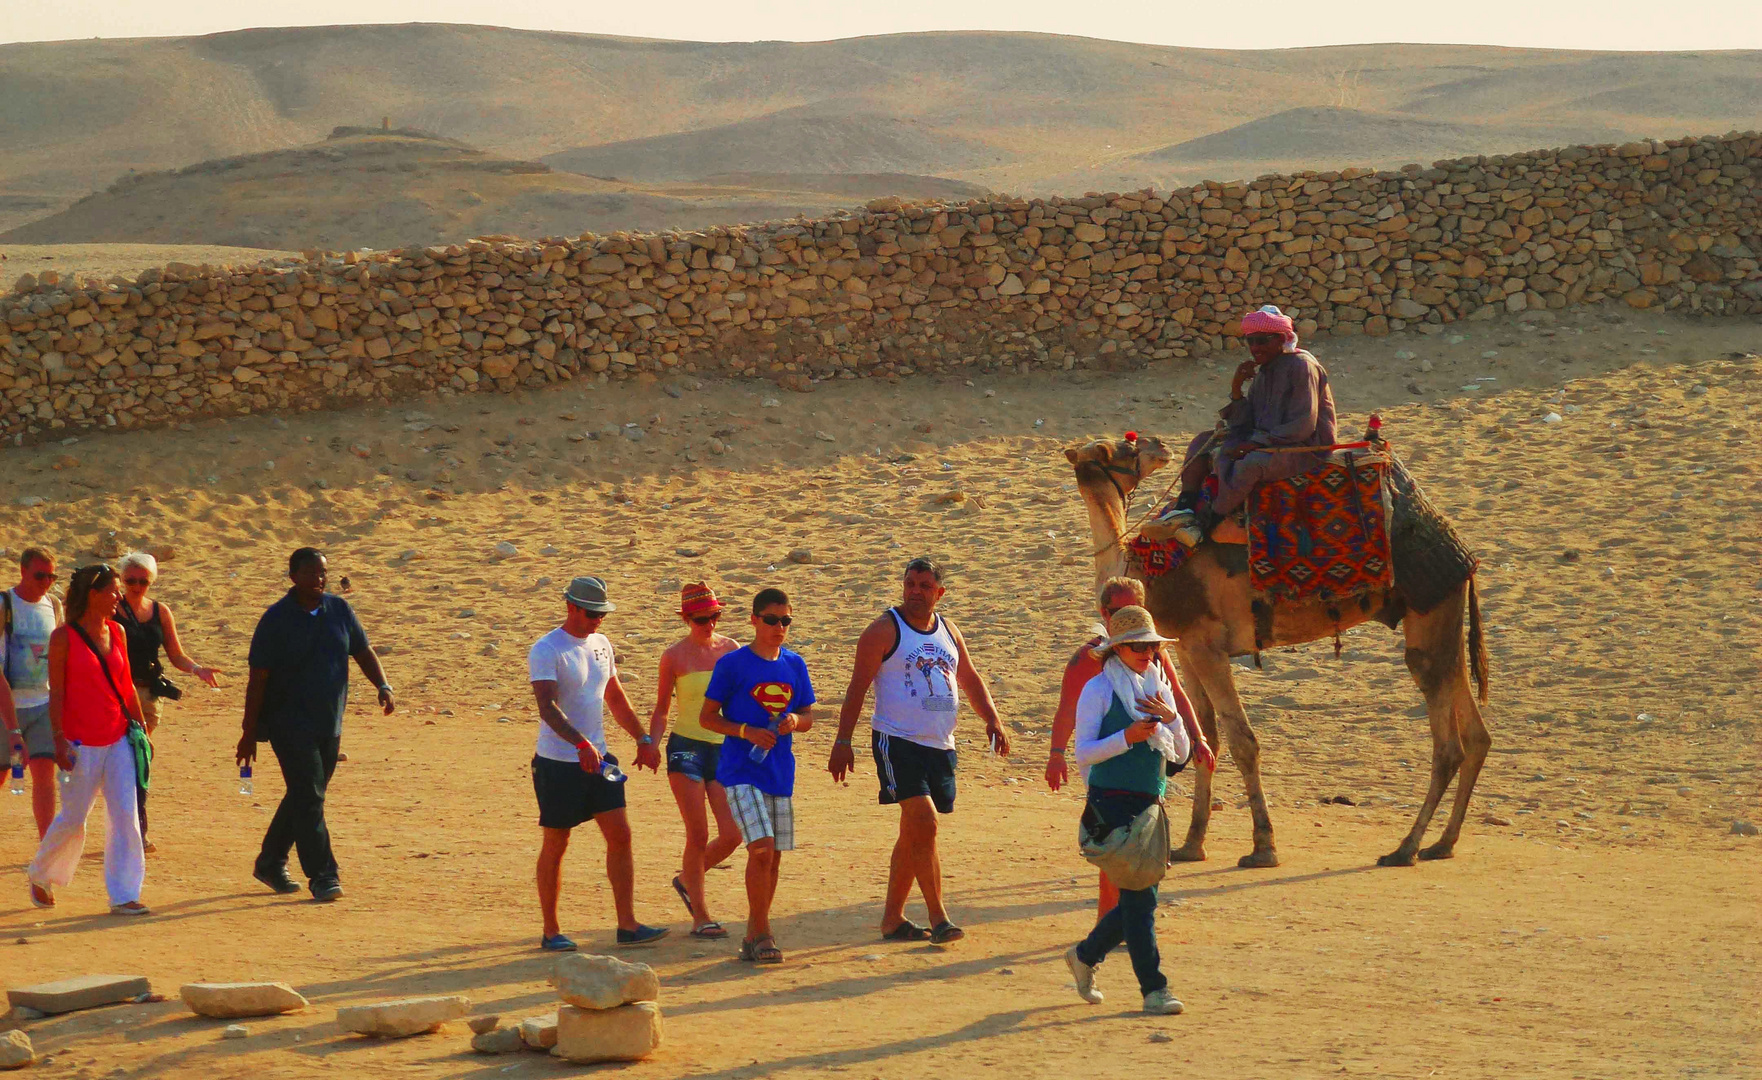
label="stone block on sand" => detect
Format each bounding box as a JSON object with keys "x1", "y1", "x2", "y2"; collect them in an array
[
  {"x1": 553, "y1": 954, "x2": 659, "y2": 1011},
  {"x1": 7, "y1": 975, "x2": 151, "y2": 1015},
  {"x1": 552, "y1": 1003, "x2": 662, "y2": 1063},
  {"x1": 466, "y1": 1014, "x2": 500, "y2": 1035},
  {"x1": 471, "y1": 1027, "x2": 523, "y2": 1054},
  {"x1": 336, "y1": 995, "x2": 470, "y2": 1038},
  {"x1": 0, "y1": 1030, "x2": 32, "y2": 1070},
  {"x1": 518, "y1": 1012, "x2": 559, "y2": 1049},
  {"x1": 180, "y1": 982, "x2": 309, "y2": 1018}
]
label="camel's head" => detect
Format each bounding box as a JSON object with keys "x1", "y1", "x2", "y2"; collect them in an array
[{"x1": 1063, "y1": 433, "x2": 1173, "y2": 508}]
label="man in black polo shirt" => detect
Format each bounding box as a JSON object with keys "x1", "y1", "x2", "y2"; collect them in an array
[{"x1": 238, "y1": 547, "x2": 394, "y2": 901}]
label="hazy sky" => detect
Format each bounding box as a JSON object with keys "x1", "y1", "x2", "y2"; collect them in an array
[{"x1": 5, "y1": 0, "x2": 1760, "y2": 51}]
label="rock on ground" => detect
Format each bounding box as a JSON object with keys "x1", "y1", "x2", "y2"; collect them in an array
[
  {"x1": 0, "y1": 1030, "x2": 31, "y2": 1070},
  {"x1": 552, "y1": 1002, "x2": 662, "y2": 1063},
  {"x1": 466, "y1": 1015, "x2": 500, "y2": 1035},
  {"x1": 471, "y1": 1027, "x2": 524, "y2": 1054},
  {"x1": 7, "y1": 975, "x2": 152, "y2": 1015},
  {"x1": 552, "y1": 954, "x2": 659, "y2": 1011},
  {"x1": 222, "y1": 1025, "x2": 249, "y2": 1040},
  {"x1": 180, "y1": 982, "x2": 309, "y2": 1018},
  {"x1": 518, "y1": 1012, "x2": 559, "y2": 1049},
  {"x1": 336, "y1": 995, "x2": 470, "y2": 1038}
]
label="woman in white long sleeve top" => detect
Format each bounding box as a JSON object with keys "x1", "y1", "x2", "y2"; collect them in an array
[{"x1": 1063, "y1": 606, "x2": 1191, "y2": 1016}]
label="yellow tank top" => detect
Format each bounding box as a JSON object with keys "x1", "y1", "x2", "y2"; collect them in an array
[{"x1": 672, "y1": 669, "x2": 715, "y2": 742}]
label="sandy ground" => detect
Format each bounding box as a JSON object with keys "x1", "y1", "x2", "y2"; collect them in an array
[
  {"x1": 1, "y1": 304, "x2": 1758, "y2": 1078},
  {"x1": 1, "y1": 244, "x2": 302, "y2": 285}
]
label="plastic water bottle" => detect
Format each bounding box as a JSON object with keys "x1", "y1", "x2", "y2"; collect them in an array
[
  {"x1": 748, "y1": 723, "x2": 774, "y2": 764},
  {"x1": 58, "y1": 741, "x2": 79, "y2": 786},
  {"x1": 8, "y1": 748, "x2": 24, "y2": 796},
  {"x1": 599, "y1": 759, "x2": 626, "y2": 784},
  {"x1": 238, "y1": 764, "x2": 253, "y2": 796}
]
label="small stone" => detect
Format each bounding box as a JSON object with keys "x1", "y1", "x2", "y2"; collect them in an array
[
  {"x1": 1483, "y1": 814, "x2": 1513, "y2": 827},
  {"x1": 1328, "y1": 795, "x2": 1356, "y2": 806},
  {"x1": 933, "y1": 490, "x2": 967, "y2": 505},
  {"x1": 180, "y1": 982, "x2": 308, "y2": 1018},
  {"x1": 858, "y1": 954, "x2": 885, "y2": 962},
  {"x1": 5, "y1": 1009, "x2": 40, "y2": 1022},
  {"x1": 539, "y1": 545, "x2": 560, "y2": 556},
  {"x1": 621, "y1": 426, "x2": 645, "y2": 441},
  {"x1": 336, "y1": 994, "x2": 470, "y2": 1038},
  {"x1": 761, "y1": 398, "x2": 780, "y2": 408},
  {"x1": 707, "y1": 438, "x2": 727, "y2": 455},
  {"x1": 552, "y1": 1002, "x2": 662, "y2": 1063},
  {"x1": 786, "y1": 548, "x2": 813, "y2": 564},
  {"x1": 466, "y1": 1015, "x2": 501, "y2": 1035},
  {"x1": 222, "y1": 1025, "x2": 249, "y2": 1040},
  {"x1": 471, "y1": 1027, "x2": 524, "y2": 1054},
  {"x1": 814, "y1": 431, "x2": 835, "y2": 443},
  {"x1": 1419, "y1": 358, "x2": 1434, "y2": 372},
  {"x1": 493, "y1": 541, "x2": 518, "y2": 557},
  {"x1": 0, "y1": 1030, "x2": 33, "y2": 1069},
  {"x1": 1149, "y1": 1031, "x2": 1174, "y2": 1043},
  {"x1": 518, "y1": 1013, "x2": 559, "y2": 1049},
  {"x1": 552, "y1": 955, "x2": 659, "y2": 1011},
  {"x1": 1542, "y1": 412, "x2": 1563, "y2": 424},
  {"x1": 1731, "y1": 821, "x2": 1759, "y2": 837}
]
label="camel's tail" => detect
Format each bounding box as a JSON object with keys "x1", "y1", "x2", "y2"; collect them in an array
[{"x1": 1466, "y1": 573, "x2": 1489, "y2": 703}]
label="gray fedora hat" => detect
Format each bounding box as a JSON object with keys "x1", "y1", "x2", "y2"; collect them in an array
[{"x1": 563, "y1": 575, "x2": 616, "y2": 613}]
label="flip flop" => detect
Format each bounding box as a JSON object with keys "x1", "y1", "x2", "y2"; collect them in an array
[
  {"x1": 739, "y1": 935, "x2": 782, "y2": 964},
  {"x1": 929, "y1": 921, "x2": 965, "y2": 945},
  {"x1": 689, "y1": 921, "x2": 729, "y2": 940},
  {"x1": 881, "y1": 920, "x2": 931, "y2": 942},
  {"x1": 540, "y1": 934, "x2": 578, "y2": 952},
  {"x1": 671, "y1": 875, "x2": 695, "y2": 915}
]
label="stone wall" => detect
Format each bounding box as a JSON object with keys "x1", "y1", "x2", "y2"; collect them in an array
[{"x1": 3, "y1": 132, "x2": 1757, "y2": 439}]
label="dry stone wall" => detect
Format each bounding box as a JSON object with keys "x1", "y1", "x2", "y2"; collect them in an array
[{"x1": 3, "y1": 132, "x2": 1757, "y2": 440}]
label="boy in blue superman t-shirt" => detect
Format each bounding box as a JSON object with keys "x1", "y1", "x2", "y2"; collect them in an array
[{"x1": 698, "y1": 587, "x2": 815, "y2": 964}]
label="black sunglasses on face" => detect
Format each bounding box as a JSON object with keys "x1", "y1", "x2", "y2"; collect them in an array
[
  {"x1": 758, "y1": 614, "x2": 793, "y2": 627},
  {"x1": 690, "y1": 615, "x2": 719, "y2": 626},
  {"x1": 1121, "y1": 642, "x2": 1158, "y2": 654},
  {"x1": 32, "y1": 571, "x2": 56, "y2": 582}
]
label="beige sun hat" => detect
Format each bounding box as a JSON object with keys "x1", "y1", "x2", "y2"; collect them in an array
[{"x1": 1089, "y1": 605, "x2": 1173, "y2": 660}]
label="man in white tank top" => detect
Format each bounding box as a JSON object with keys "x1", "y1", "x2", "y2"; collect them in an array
[{"x1": 830, "y1": 558, "x2": 1009, "y2": 944}]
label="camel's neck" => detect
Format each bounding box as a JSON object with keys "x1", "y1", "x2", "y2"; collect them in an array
[{"x1": 1080, "y1": 488, "x2": 1129, "y2": 586}]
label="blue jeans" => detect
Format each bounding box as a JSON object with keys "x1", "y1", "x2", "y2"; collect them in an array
[{"x1": 1076, "y1": 790, "x2": 1168, "y2": 996}]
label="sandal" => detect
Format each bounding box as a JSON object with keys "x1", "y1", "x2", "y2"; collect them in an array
[
  {"x1": 671, "y1": 875, "x2": 695, "y2": 915},
  {"x1": 929, "y1": 920, "x2": 965, "y2": 945},
  {"x1": 689, "y1": 921, "x2": 729, "y2": 940},
  {"x1": 29, "y1": 883, "x2": 53, "y2": 909},
  {"x1": 739, "y1": 935, "x2": 783, "y2": 964},
  {"x1": 882, "y1": 920, "x2": 931, "y2": 942}
]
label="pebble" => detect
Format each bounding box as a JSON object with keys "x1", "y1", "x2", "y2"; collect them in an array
[
  {"x1": 761, "y1": 398, "x2": 781, "y2": 409},
  {"x1": 222, "y1": 1025, "x2": 249, "y2": 1039},
  {"x1": 1149, "y1": 1032, "x2": 1174, "y2": 1044},
  {"x1": 1542, "y1": 412, "x2": 1563, "y2": 423},
  {"x1": 1732, "y1": 821, "x2": 1760, "y2": 837},
  {"x1": 493, "y1": 541, "x2": 518, "y2": 557},
  {"x1": 787, "y1": 548, "x2": 813, "y2": 564}
]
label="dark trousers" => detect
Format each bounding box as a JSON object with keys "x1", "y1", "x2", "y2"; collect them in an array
[
  {"x1": 256, "y1": 731, "x2": 341, "y2": 886},
  {"x1": 1076, "y1": 790, "x2": 1168, "y2": 996}
]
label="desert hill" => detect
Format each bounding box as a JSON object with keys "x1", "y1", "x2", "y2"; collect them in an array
[
  {"x1": 3, "y1": 25, "x2": 1760, "y2": 226},
  {"x1": 0, "y1": 128, "x2": 986, "y2": 251}
]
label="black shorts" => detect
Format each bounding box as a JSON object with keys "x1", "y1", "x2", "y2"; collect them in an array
[
  {"x1": 531, "y1": 753, "x2": 627, "y2": 830},
  {"x1": 665, "y1": 733, "x2": 722, "y2": 784},
  {"x1": 873, "y1": 731, "x2": 958, "y2": 814}
]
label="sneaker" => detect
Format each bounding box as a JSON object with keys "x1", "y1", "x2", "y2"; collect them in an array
[
  {"x1": 253, "y1": 867, "x2": 302, "y2": 895},
  {"x1": 1142, "y1": 988, "x2": 1184, "y2": 1015},
  {"x1": 1065, "y1": 946, "x2": 1103, "y2": 1004},
  {"x1": 110, "y1": 900, "x2": 151, "y2": 916},
  {"x1": 311, "y1": 880, "x2": 344, "y2": 902}
]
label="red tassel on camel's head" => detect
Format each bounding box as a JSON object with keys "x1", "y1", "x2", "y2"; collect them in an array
[{"x1": 1124, "y1": 431, "x2": 1138, "y2": 443}]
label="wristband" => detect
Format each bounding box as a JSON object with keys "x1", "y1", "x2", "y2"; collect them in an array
[
  {"x1": 738, "y1": 724, "x2": 748, "y2": 741},
  {"x1": 377, "y1": 683, "x2": 393, "y2": 695},
  {"x1": 1049, "y1": 747, "x2": 1066, "y2": 756},
  {"x1": 834, "y1": 738, "x2": 852, "y2": 747},
  {"x1": 573, "y1": 739, "x2": 589, "y2": 750}
]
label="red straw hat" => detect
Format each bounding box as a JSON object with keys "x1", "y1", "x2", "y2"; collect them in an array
[{"x1": 679, "y1": 582, "x2": 725, "y2": 617}]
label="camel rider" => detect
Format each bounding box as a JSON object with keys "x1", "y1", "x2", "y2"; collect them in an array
[{"x1": 1154, "y1": 305, "x2": 1337, "y2": 543}]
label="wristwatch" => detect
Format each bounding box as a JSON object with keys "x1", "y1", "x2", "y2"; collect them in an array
[
  {"x1": 637, "y1": 735, "x2": 653, "y2": 746},
  {"x1": 376, "y1": 683, "x2": 394, "y2": 695}
]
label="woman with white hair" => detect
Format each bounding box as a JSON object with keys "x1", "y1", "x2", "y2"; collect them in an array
[{"x1": 115, "y1": 552, "x2": 222, "y2": 851}]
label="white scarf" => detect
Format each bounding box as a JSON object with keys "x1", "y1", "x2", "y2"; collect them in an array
[{"x1": 1102, "y1": 653, "x2": 1192, "y2": 766}]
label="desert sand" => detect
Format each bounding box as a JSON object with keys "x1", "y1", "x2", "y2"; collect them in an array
[{"x1": 1, "y1": 304, "x2": 1757, "y2": 1078}]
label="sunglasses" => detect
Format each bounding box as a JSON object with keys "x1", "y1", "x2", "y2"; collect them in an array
[
  {"x1": 31, "y1": 571, "x2": 56, "y2": 583},
  {"x1": 1121, "y1": 642, "x2": 1159, "y2": 654},
  {"x1": 758, "y1": 614, "x2": 793, "y2": 627},
  {"x1": 1245, "y1": 333, "x2": 1284, "y2": 345},
  {"x1": 123, "y1": 576, "x2": 151, "y2": 587},
  {"x1": 690, "y1": 614, "x2": 720, "y2": 626}
]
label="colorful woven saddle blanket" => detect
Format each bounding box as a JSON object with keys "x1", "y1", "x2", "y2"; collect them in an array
[
  {"x1": 1125, "y1": 531, "x2": 1190, "y2": 580},
  {"x1": 1247, "y1": 450, "x2": 1393, "y2": 606}
]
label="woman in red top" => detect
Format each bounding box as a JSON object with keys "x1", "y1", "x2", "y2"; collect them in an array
[{"x1": 27, "y1": 564, "x2": 149, "y2": 915}]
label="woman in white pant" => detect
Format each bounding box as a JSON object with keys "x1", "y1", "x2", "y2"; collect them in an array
[{"x1": 27, "y1": 563, "x2": 149, "y2": 915}]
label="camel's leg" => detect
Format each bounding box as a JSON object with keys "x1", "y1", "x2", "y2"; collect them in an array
[
  {"x1": 1184, "y1": 645, "x2": 1279, "y2": 868},
  {"x1": 1380, "y1": 585, "x2": 1489, "y2": 866},
  {"x1": 1170, "y1": 647, "x2": 1216, "y2": 862}
]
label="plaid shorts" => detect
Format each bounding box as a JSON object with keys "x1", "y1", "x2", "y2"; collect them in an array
[{"x1": 727, "y1": 784, "x2": 794, "y2": 851}]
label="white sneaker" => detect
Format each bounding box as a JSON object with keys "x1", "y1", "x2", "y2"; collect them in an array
[
  {"x1": 1142, "y1": 988, "x2": 1184, "y2": 1015},
  {"x1": 1064, "y1": 946, "x2": 1103, "y2": 1004}
]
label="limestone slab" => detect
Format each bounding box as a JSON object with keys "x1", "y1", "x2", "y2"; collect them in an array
[
  {"x1": 518, "y1": 1012, "x2": 559, "y2": 1049},
  {"x1": 552, "y1": 1002, "x2": 661, "y2": 1063},
  {"x1": 336, "y1": 995, "x2": 469, "y2": 1038},
  {"x1": 471, "y1": 1027, "x2": 523, "y2": 1054},
  {"x1": 552, "y1": 954, "x2": 658, "y2": 1011},
  {"x1": 7, "y1": 975, "x2": 150, "y2": 1015},
  {"x1": 180, "y1": 982, "x2": 308, "y2": 1018}
]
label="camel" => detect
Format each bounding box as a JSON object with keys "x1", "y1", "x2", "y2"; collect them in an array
[{"x1": 1064, "y1": 434, "x2": 1489, "y2": 868}]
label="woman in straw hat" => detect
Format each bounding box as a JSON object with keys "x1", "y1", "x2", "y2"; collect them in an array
[
  {"x1": 1063, "y1": 605, "x2": 1192, "y2": 1016},
  {"x1": 648, "y1": 583, "x2": 742, "y2": 938}
]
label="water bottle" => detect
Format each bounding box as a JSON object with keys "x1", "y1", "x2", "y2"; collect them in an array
[
  {"x1": 748, "y1": 722, "x2": 774, "y2": 764},
  {"x1": 238, "y1": 764, "x2": 253, "y2": 796},
  {"x1": 58, "y1": 740, "x2": 79, "y2": 786},
  {"x1": 599, "y1": 758, "x2": 626, "y2": 784},
  {"x1": 8, "y1": 748, "x2": 24, "y2": 796}
]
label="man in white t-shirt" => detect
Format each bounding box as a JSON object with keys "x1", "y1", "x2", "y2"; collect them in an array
[
  {"x1": 529, "y1": 575, "x2": 667, "y2": 952},
  {"x1": 2, "y1": 548, "x2": 64, "y2": 838}
]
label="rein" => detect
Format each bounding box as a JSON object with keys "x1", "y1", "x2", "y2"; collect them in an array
[{"x1": 1091, "y1": 469, "x2": 1183, "y2": 560}]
